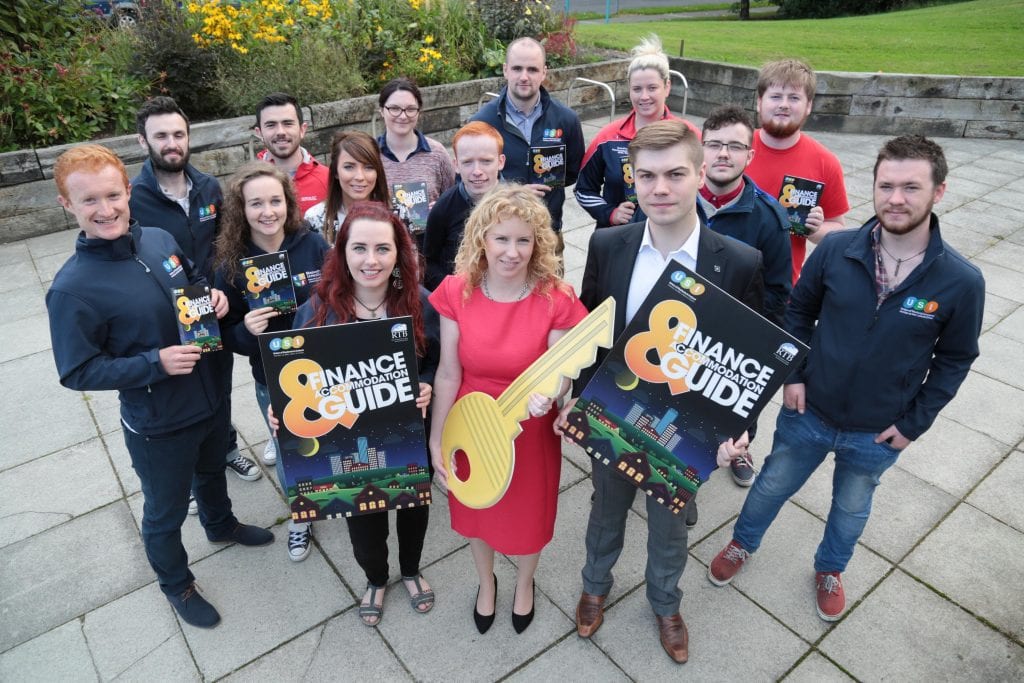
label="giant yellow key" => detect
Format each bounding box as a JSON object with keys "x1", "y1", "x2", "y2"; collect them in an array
[{"x1": 442, "y1": 297, "x2": 615, "y2": 509}]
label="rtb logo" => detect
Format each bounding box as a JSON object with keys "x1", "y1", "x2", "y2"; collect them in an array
[{"x1": 269, "y1": 336, "x2": 305, "y2": 351}]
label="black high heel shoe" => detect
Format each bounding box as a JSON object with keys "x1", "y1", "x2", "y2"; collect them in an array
[
  {"x1": 512, "y1": 580, "x2": 535, "y2": 634},
  {"x1": 474, "y1": 573, "x2": 497, "y2": 634}
]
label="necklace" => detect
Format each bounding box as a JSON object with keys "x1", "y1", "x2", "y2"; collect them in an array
[
  {"x1": 353, "y1": 295, "x2": 386, "y2": 318},
  {"x1": 879, "y1": 239, "x2": 927, "y2": 280},
  {"x1": 482, "y1": 273, "x2": 531, "y2": 302}
]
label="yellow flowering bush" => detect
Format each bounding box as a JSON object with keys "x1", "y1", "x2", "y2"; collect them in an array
[{"x1": 187, "y1": 0, "x2": 332, "y2": 54}]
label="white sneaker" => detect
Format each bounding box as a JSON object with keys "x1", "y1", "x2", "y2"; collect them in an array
[
  {"x1": 187, "y1": 494, "x2": 198, "y2": 516},
  {"x1": 288, "y1": 521, "x2": 313, "y2": 562},
  {"x1": 262, "y1": 439, "x2": 278, "y2": 466}
]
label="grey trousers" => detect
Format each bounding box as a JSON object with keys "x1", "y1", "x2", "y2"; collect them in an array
[{"x1": 581, "y1": 460, "x2": 690, "y2": 616}]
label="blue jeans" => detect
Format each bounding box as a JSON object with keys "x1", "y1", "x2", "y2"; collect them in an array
[
  {"x1": 732, "y1": 406, "x2": 901, "y2": 573},
  {"x1": 124, "y1": 400, "x2": 237, "y2": 596},
  {"x1": 254, "y1": 381, "x2": 286, "y2": 488}
]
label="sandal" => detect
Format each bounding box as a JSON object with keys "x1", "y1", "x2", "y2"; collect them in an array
[
  {"x1": 358, "y1": 583, "x2": 385, "y2": 626},
  {"x1": 402, "y1": 574, "x2": 436, "y2": 614}
]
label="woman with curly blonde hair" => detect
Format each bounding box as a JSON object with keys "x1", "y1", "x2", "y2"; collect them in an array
[{"x1": 428, "y1": 184, "x2": 587, "y2": 635}]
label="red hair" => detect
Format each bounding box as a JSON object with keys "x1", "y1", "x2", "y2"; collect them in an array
[{"x1": 307, "y1": 201, "x2": 426, "y2": 354}]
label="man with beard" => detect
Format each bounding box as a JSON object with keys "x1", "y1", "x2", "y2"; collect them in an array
[
  {"x1": 746, "y1": 59, "x2": 849, "y2": 283},
  {"x1": 707, "y1": 136, "x2": 984, "y2": 623},
  {"x1": 254, "y1": 92, "x2": 329, "y2": 214},
  {"x1": 130, "y1": 96, "x2": 261, "y2": 491},
  {"x1": 470, "y1": 37, "x2": 584, "y2": 241},
  {"x1": 698, "y1": 104, "x2": 792, "y2": 489}
]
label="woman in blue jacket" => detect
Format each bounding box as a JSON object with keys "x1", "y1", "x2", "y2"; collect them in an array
[
  {"x1": 292, "y1": 200, "x2": 439, "y2": 626},
  {"x1": 214, "y1": 162, "x2": 329, "y2": 562}
]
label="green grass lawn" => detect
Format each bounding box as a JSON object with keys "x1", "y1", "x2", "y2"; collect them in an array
[{"x1": 575, "y1": 0, "x2": 1024, "y2": 76}]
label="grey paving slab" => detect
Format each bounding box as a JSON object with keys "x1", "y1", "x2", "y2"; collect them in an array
[
  {"x1": 181, "y1": 539, "x2": 348, "y2": 681},
  {"x1": 0, "y1": 283, "x2": 46, "y2": 323},
  {"x1": 0, "y1": 502, "x2": 152, "y2": 652},
  {"x1": 34, "y1": 251, "x2": 71, "y2": 285},
  {"x1": 941, "y1": 201, "x2": 1023, "y2": 241},
  {"x1": 819, "y1": 570, "x2": 1024, "y2": 681},
  {"x1": 1, "y1": 351, "x2": 97, "y2": 470},
  {"x1": 943, "y1": 370, "x2": 1024, "y2": 446},
  {"x1": 782, "y1": 652, "x2": 855, "y2": 682},
  {"x1": 790, "y1": 455, "x2": 957, "y2": 563},
  {"x1": 967, "y1": 450, "x2": 1024, "y2": 533},
  {"x1": 0, "y1": 312, "x2": 51, "y2": 363},
  {"x1": 376, "y1": 546, "x2": 574, "y2": 682},
  {"x1": 591, "y1": 567, "x2": 808, "y2": 679},
  {"x1": 81, "y1": 582, "x2": 198, "y2": 681},
  {"x1": 0, "y1": 437, "x2": 122, "y2": 548},
  {"x1": 975, "y1": 330, "x2": 1024, "y2": 390},
  {"x1": 0, "y1": 260, "x2": 40, "y2": 293},
  {"x1": 947, "y1": 163, "x2": 1015, "y2": 189},
  {"x1": 902, "y1": 503, "x2": 1024, "y2": 640},
  {"x1": 126, "y1": 463, "x2": 285, "y2": 568},
  {"x1": 978, "y1": 260, "x2": 1024, "y2": 305},
  {"x1": 83, "y1": 389, "x2": 123, "y2": 437},
  {"x1": 940, "y1": 224, "x2": 1001, "y2": 259},
  {"x1": 561, "y1": 241, "x2": 588, "y2": 275},
  {"x1": 530, "y1": 478, "x2": 649, "y2": 618},
  {"x1": 222, "y1": 614, "x2": 412, "y2": 683},
  {"x1": 982, "y1": 292, "x2": 1020, "y2": 333},
  {"x1": 505, "y1": 634, "x2": 628, "y2": 682},
  {"x1": 0, "y1": 619, "x2": 97, "y2": 683},
  {"x1": 558, "y1": 452, "x2": 588, "y2": 492},
  {"x1": 25, "y1": 227, "x2": 79, "y2": 259},
  {"x1": 896, "y1": 414, "x2": 1009, "y2": 498},
  {"x1": 229, "y1": 383, "x2": 276, "y2": 452},
  {"x1": 991, "y1": 303, "x2": 1024, "y2": 343},
  {"x1": 691, "y1": 503, "x2": 892, "y2": 641},
  {"x1": 980, "y1": 186, "x2": 1024, "y2": 212},
  {"x1": 0, "y1": 241, "x2": 30, "y2": 266},
  {"x1": 103, "y1": 428, "x2": 141, "y2": 496}
]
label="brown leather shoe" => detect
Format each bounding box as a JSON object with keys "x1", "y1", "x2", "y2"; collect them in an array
[
  {"x1": 655, "y1": 613, "x2": 689, "y2": 663},
  {"x1": 575, "y1": 591, "x2": 606, "y2": 638}
]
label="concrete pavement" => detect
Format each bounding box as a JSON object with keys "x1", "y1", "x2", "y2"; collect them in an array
[{"x1": 2, "y1": 116, "x2": 1023, "y2": 681}]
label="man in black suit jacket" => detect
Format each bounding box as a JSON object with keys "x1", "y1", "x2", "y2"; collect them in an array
[{"x1": 559, "y1": 120, "x2": 763, "y2": 664}]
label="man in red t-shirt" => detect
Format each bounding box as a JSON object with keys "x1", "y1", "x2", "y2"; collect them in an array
[
  {"x1": 746, "y1": 59, "x2": 849, "y2": 283},
  {"x1": 254, "y1": 92, "x2": 329, "y2": 214}
]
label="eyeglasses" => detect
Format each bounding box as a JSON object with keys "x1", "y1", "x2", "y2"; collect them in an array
[
  {"x1": 383, "y1": 105, "x2": 420, "y2": 117},
  {"x1": 702, "y1": 141, "x2": 751, "y2": 153}
]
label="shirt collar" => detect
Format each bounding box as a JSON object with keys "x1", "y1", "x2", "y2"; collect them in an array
[
  {"x1": 639, "y1": 218, "x2": 701, "y2": 263},
  {"x1": 377, "y1": 130, "x2": 431, "y2": 162}
]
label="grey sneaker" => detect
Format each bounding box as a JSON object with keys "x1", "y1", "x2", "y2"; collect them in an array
[
  {"x1": 187, "y1": 494, "x2": 198, "y2": 516},
  {"x1": 730, "y1": 454, "x2": 756, "y2": 487},
  {"x1": 288, "y1": 521, "x2": 313, "y2": 562},
  {"x1": 261, "y1": 439, "x2": 278, "y2": 466},
  {"x1": 226, "y1": 453, "x2": 261, "y2": 481}
]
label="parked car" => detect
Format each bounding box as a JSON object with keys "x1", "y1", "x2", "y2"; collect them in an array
[{"x1": 82, "y1": 0, "x2": 145, "y2": 28}]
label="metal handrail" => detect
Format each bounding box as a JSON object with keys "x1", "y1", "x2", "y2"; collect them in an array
[
  {"x1": 568, "y1": 77, "x2": 615, "y2": 123},
  {"x1": 668, "y1": 70, "x2": 689, "y2": 117}
]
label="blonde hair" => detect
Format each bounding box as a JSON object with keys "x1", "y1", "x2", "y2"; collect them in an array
[
  {"x1": 453, "y1": 184, "x2": 568, "y2": 301},
  {"x1": 628, "y1": 34, "x2": 670, "y2": 83}
]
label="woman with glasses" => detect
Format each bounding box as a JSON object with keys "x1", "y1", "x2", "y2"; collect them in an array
[
  {"x1": 377, "y1": 78, "x2": 457, "y2": 247},
  {"x1": 574, "y1": 35, "x2": 701, "y2": 229}
]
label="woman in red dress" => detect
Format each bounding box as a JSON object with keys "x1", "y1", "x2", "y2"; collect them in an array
[{"x1": 429, "y1": 185, "x2": 587, "y2": 634}]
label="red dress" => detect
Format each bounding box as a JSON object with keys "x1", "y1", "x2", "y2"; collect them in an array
[{"x1": 430, "y1": 275, "x2": 588, "y2": 554}]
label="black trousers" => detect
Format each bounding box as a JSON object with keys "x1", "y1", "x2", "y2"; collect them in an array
[{"x1": 346, "y1": 505, "x2": 430, "y2": 587}]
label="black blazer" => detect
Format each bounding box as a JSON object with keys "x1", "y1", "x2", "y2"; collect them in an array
[{"x1": 576, "y1": 220, "x2": 765, "y2": 393}]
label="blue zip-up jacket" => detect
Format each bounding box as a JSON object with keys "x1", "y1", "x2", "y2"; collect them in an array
[
  {"x1": 698, "y1": 176, "x2": 792, "y2": 325},
  {"x1": 46, "y1": 222, "x2": 225, "y2": 435},
  {"x1": 215, "y1": 227, "x2": 329, "y2": 385},
  {"x1": 786, "y1": 215, "x2": 984, "y2": 441},
  {"x1": 470, "y1": 86, "x2": 584, "y2": 231},
  {"x1": 130, "y1": 160, "x2": 223, "y2": 280}
]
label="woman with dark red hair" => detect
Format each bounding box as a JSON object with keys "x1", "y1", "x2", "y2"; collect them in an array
[{"x1": 294, "y1": 200, "x2": 439, "y2": 626}]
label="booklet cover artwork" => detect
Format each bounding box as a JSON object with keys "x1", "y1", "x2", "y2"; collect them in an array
[{"x1": 564, "y1": 262, "x2": 808, "y2": 514}]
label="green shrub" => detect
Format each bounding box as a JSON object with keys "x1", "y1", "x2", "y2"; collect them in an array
[{"x1": 776, "y1": 0, "x2": 910, "y2": 18}]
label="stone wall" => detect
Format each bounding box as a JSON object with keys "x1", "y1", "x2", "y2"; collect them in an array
[
  {"x1": 0, "y1": 59, "x2": 633, "y2": 244},
  {"x1": 671, "y1": 57, "x2": 1023, "y2": 140},
  {"x1": 4, "y1": 56, "x2": 1022, "y2": 243}
]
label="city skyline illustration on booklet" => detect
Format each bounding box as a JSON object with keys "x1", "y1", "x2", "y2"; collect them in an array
[
  {"x1": 778, "y1": 175, "x2": 825, "y2": 237},
  {"x1": 563, "y1": 262, "x2": 808, "y2": 514},
  {"x1": 172, "y1": 284, "x2": 222, "y2": 352},
  {"x1": 259, "y1": 317, "x2": 431, "y2": 521}
]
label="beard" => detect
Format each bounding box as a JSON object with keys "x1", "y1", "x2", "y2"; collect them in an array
[
  {"x1": 878, "y1": 202, "x2": 934, "y2": 236},
  {"x1": 760, "y1": 116, "x2": 803, "y2": 138},
  {"x1": 147, "y1": 143, "x2": 190, "y2": 173}
]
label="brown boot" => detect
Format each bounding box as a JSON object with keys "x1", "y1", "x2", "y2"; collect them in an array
[
  {"x1": 655, "y1": 613, "x2": 689, "y2": 663},
  {"x1": 575, "y1": 591, "x2": 606, "y2": 638}
]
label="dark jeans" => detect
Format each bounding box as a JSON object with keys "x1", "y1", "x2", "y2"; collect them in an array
[
  {"x1": 346, "y1": 505, "x2": 430, "y2": 587},
  {"x1": 124, "y1": 400, "x2": 238, "y2": 596}
]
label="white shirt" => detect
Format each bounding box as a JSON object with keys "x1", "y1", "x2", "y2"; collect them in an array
[{"x1": 625, "y1": 219, "x2": 701, "y2": 325}]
